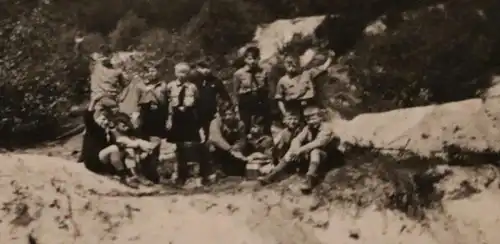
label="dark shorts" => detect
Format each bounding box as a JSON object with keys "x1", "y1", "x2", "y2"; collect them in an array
[
  {"x1": 167, "y1": 107, "x2": 201, "y2": 143},
  {"x1": 139, "y1": 104, "x2": 168, "y2": 138},
  {"x1": 211, "y1": 148, "x2": 247, "y2": 177},
  {"x1": 282, "y1": 99, "x2": 315, "y2": 117},
  {"x1": 81, "y1": 110, "x2": 115, "y2": 174},
  {"x1": 238, "y1": 92, "x2": 271, "y2": 134}
]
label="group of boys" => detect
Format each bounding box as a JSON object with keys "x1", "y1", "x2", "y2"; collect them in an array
[{"x1": 84, "y1": 44, "x2": 338, "y2": 192}]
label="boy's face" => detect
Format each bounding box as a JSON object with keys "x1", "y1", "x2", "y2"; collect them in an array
[
  {"x1": 244, "y1": 53, "x2": 259, "y2": 68},
  {"x1": 175, "y1": 66, "x2": 190, "y2": 81},
  {"x1": 221, "y1": 110, "x2": 238, "y2": 125},
  {"x1": 304, "y1": 108, "x2": 322, "y2": 129},
  {"x1": 144, "y1": 67, "x2": 158, "y2": 81},
  {"x1": 116, "y1": 121, "x2": 130, "y2": 132},
  {"x1": 105, "y1": 106, "x2": 119, "y2": 115},
  {"x1": 283, "y1": 116, "x2": 299, "y2": 130},
  {"x1": 284, "y1": 56, "x2": 299, "y2": 74}
]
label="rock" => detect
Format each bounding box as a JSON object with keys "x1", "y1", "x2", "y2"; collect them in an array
[
  {"x1": 334, "y1": 95, "x2": 500, "y2": 157},
  {"x1": 252, "y1": 15, "x2": 327, "y2": 66},
  {"x1": 348, "y1": 228, "x2": 361, "y2": 240}
]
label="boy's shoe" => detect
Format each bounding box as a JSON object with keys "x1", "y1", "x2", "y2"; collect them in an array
[
  {"x1": 119, "y1": 176, "x2": 140, "y2": 189},
  {"x1": 299, "y1": 175, "x2": 316, "y2": 192},
  {"x1": 173, "y1": 177, "x2": 187, "y2": 187},
  {"x1": 257, "y1": 176, "x2": 272, "y2": 186},
  {"x1": 137, "y1": 175, "x2": 155, "y2": 187}
]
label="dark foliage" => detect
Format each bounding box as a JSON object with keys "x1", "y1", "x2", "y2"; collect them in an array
[
  {"x1": 2, "y1": 0, "x2": 500, "y2": 145},
  {"x1": 347, "y1": 0, "x2": 500, "y2": 112}
]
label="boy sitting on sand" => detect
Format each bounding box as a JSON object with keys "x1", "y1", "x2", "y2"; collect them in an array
[
  {"x1": 259, "y1": 105, "x2": 337, "y2": 192},
  {"x1": 97, "y1": 112, "x2": 156, "y2": 188}
]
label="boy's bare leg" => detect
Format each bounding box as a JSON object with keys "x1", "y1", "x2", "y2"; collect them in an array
[
  {"x1": 300, "y1": 149, "x2": 325, "y2": 191},
  {"x1": 99, "y1": 145, "x2": 139, "y2": 189},
  {"x1": 258, "y1": 158, "x2": 292, "y2": 185}
]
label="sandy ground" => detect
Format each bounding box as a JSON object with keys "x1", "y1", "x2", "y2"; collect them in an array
[{"x1": 2, "y1": 151, "x2": 500, "y2": 244}]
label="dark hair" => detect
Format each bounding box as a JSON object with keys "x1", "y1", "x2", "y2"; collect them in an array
[
  {"x1": 195, "y1": 57, "x2": 212, "y2": 68},
  {"x1": 218, "y1": 102, "x2": 236, "y2": 115},
  {"x1": 283, "y1": 54, "x2": 300, "y2": 64},
  {"x1": 112, "y1": 112, "x2": 135, "y2": 131},
  {"x1": 244, "y1": 46, "x2": 260, "y2": 59}
]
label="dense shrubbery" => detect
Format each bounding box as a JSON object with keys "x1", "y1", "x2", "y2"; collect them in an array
[
  {"x1": 2, "y1": 0, "x2": 500, "y2": 145},
  {"x1": 0, "y1": 3, "x2": 89, "y2": 145},
  {"x1": 0, "y1": 0, "x2": 268, "y2": 145},
  {"x1": 346, "y1": 0, "x2": 500, "y2": 112}
]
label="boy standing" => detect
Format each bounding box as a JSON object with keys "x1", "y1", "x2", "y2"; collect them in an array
[
  {"x1": 128, "y1": 63, "x2": 168, "y2": 183},
  {"x1": 89, "y1": 45, "x2": 126, "y2": 107},
  {"x1": 233, "y1": 46, "x2": 272, "y2": 135},
  {"x1": 274, "y1": 51, "x2": 335, "y2": 119},
  {"x1": 192, "y1": 58, "x2": 232, "y2": 141},
  {"x1": 166, "y1": 63, "x2": 207, "y2": 186}
]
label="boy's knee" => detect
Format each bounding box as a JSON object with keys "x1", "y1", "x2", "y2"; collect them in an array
[
  {"x1": 98, "y1": 145, "x2": 120, "y2": 162},
  {"x1": 309, "y1": 149, "x2": 326, "y2": 164}
]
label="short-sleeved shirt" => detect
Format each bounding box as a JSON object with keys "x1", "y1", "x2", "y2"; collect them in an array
[
  {"x1": 166, "y1": 80, "x2": 198, "y2": 108},
  {"x1": 233, "y1": 66, "x2": 269, "y2": 95},
  {"x1": 90, "y1": 61, "x2": 125, "y2": 102},
  {"x1": 136, "y1": 81, "x2": 169, "y2": 108},
  {"x1": 208, "y1": 116, "x2": 246, "y2": 152},
  {"x1": 274, "y1": 67, "x2": 324, "y2": 101}
]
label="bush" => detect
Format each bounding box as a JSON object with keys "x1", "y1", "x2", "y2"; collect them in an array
[
  {"x1": 4, "y1": 0, "x2": 500, "y2": 145},
  {"x1": 0, "y1": 6, "x2": 89, "y2": 145},
  {"x1": 109, "y1": 11, "x2": 148, "y2": 51},
  {"x1": 347, "y1": 0, "x2": 500, "y2": 112}
]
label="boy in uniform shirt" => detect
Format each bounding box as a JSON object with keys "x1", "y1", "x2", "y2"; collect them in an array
[
  {"x1": 273, "y1": 113, "x2": 302, "y2": 160},
  {"x1": 246, "y1": 116, "x2": 274, "y2": 160},
  {"x1": 166, "y1": 62, "x2": 207, "y2": 186},
  {"x1": 207, "y1": 103, "x2": 248, "y2": 177},
  {"x1": 78, "y1": 45, "x2": 125, "y2": 162},
  {"x1": 274, "y1": 51, "x2": 335, "y2": 120},
  {"x1": 192, "y1": 58, "x2": 232, "y2": 141},
  {"x1": 127, "y1": 63, "x2": 168, "y2": 183},
  {"x1": 88, "y1": 45, "x2": 127, "y2": 107},
  {"x1": 232, "y1": 45, "x2": 272, "y2": 135},
  {"x1": 258, "y1": 105, "x2": 337, "y2": 192}
]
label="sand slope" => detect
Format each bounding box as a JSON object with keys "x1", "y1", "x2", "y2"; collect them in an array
[{"x1": 2, "y1": 153, "x2": 500, "y2": 244}]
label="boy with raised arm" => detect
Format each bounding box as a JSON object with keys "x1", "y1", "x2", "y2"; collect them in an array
[{"x1": 274, "y1": 51, "x2": 335, "y2": 119}]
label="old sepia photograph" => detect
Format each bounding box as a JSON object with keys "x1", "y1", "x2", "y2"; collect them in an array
[{"x1": 1, "y1": 0, "x2": 500, "y2": 243}]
